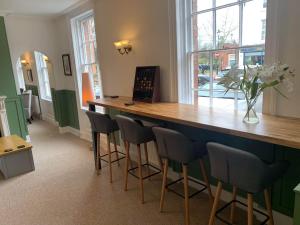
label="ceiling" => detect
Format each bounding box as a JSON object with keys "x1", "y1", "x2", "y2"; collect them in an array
[{"x1": 0, "y1": 0, "x2": 87, "y2": 17}]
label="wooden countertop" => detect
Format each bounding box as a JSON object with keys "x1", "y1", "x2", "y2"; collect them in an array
[
  {"x1": 0, "y1": 135, "x2": 32, "y2": 157},
  {"x1": 88, "y1": 97, "x2": 300, "y2": 149}
]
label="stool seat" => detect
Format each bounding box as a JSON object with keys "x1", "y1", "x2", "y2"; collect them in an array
[
  {"x1": 86, "y1": 111, "x2": 124, "y2": 183},
  {"x1": 86, "y1": 111, "x2": 118, "y2": 134},
  {"x1": 116, "y1": 115, "x2": 157, "y2": 144},
  {"x1": 153, "y1": 127, "x2": 213, "y2": 225},
  {"x1": 153, "y1": 127, "x2": 208, "y2": 165},
  {"x1": 207, "y1": 142, "x2": 290, "y2": 225},
  {"x1": 207, "y1": 142, "x2": 289, "y2": 194},
  {"x1": 115, "y1": 115, "x2": 162, "y2": 204}
]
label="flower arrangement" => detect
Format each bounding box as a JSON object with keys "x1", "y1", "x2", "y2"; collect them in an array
[{"x1": 218, "y1": 63, "x2": 295, "y2": 124}]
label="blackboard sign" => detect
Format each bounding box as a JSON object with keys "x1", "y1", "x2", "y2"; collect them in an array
[{"x1": 132, "y1": 66, "x2": 160, "y2": 103}]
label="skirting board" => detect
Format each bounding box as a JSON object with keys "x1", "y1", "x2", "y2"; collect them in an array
[
  {"x1": 42, "y1": 114, "x2": 58, "y2": 127},
  {"x1": 59, "y1": 126, "x2": 80, "y2": 137}
]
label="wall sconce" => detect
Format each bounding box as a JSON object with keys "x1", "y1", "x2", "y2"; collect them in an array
[
  {"x1": 21, "y1": 59, "x2": 29, "y2": 67},
  {"x1": 114, "y1": 40, "x2": 132, "y2": 55},
  {"x1": 43, "y1": 55, "x2": 49, "y2": 62}
]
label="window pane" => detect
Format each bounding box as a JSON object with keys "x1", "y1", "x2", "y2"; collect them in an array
[
  {"x1": 216, "y1": 5, "x2": 239, "y2": 49},
  {"x1": 216, "y1": 0, "x2": 238, "y2": 7},
  {"x1": 192, "y1": 52, "x2": 211, "y2": 105},
  {"x1": 192, "y1": 0, "x2": 213, "y2": 12},
  {"x1": 242, "y1": 0, "x2": 267, "y2": 45},
  {"x1": 212, "y1": 50, "x2": 237, "y2": 101},
  {"x1": 239, "y1": 46, "x2": 265, "y2": 68},
  {"x1": 192, "y1": 12, "x2": 213, "y2": 51}
]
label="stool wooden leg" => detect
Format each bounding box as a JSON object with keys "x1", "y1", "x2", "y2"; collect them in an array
[
  {"x1": 199, "y1": 159, "x2": 213, "y2": 201},
  {"x1": 264, "y1": 189, "x2": 274, "y2": 225},
  {"x1": 208, "y1": 181, "x2": 223, "y2": 225},
  {"x1": 124, "y1": 141, "x2": 130, "y2": 191},
  {"x1": 124, "y1": 141, "x2": 133, "y2": 169},
  {"x1": 112, "y1": 132, "x2": 120, "y2": 166},
  {"x1": 182, "y1": 164, "x2": 190, "y2": 225},
  {"x1": 96, "y1": 133, "x2": 100, "y2": 175},
  {"x1": 160, "y1": 159, "x2": 168, "y2": 212},
  {"x1": 154, "y1": 141, "x2": 163, "y2": 171},
  {"x1": 107, "y1": 134, "x2": 112, "y2": 183},
  {"x1": 247, "y1": 193, "x2": 254, "y2": 225},
  {"x1": 137, "y1": 144, "x2": 144, "y2": 203},
  {"x1": 230, "y1": 186, "x2": 237, "y2": 224},
  {"x1": 144, "y1": 143, "x2": 151, "y2": 178}
]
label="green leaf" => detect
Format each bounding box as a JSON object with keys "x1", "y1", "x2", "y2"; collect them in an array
[{"x1": 250, "y1": 82, "x2": 259, "y2": 99}]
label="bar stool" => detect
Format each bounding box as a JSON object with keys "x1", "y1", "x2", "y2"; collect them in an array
[
  {"x1": 86, "y1": 111, "x2": 125, "y2": 183},
  {"x1": 115, "y1": 115, "x2": 162, "y2": 204},
  {"x1": 152, "y1": 127, "x2": 213, "y2": 225},
  {"x1": 207, "y1": 142, "x2": 289, "y2": 225}
]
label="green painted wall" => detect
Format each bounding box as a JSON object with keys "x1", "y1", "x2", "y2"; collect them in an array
[
  {"x1": 0, "y1": 17, "x2": 28, "y2": 138},
  {"x1": 294, "y1": 184, "x2": 300, "y2": 225},
  {"x1": 52, "y1": 89, "x2": 80, "y2": 130}
]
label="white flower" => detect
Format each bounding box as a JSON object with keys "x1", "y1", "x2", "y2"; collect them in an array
[{"x1": 282, "y1": 78, "x2": 294, "y2": 93}]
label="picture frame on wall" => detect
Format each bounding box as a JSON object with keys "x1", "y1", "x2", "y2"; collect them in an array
[{"x1": 62, "y1": 54, "x2": 72, "y2": 76}]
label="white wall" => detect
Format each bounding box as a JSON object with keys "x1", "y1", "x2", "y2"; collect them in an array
[
  {"x1": 275, "y1": 0, "x2": 300, "y2": 118},
  {"x1": 5, "y1": 15, "x2": 60, "y2": 123},
  {"x1": 53, "y1": 1, "x2": 96, "y2": 140},
  {"x1": 95, "y1": 0, "x2": 175, "y2": 102}
]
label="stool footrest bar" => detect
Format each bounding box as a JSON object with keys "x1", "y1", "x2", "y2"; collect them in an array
[
  {"x1": 128, "y1": 163, "x2": 161, "y2": 180},
  {"x1": 166, "y1": 177, "x2": 207, "y2": 199},
  {"x1": 215, "y1": 199, "x2": 270, "y2": 225}
]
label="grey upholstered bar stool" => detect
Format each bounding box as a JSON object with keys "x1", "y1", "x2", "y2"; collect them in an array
[
  {"x1": 115, "y1": 115, "x2": 162, "y2": 204},
  {"x1": 207, "y1": 142, "x2": 289, "y2": 225},
  {"x1": 86, "y1": 111, "x2": 124, "y2": 183},
  {"x1": 152, "y1": 127, "x2": 213, "y2": 225}
]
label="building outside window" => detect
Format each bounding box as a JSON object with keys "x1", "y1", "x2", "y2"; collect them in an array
[
  {"x1": 35, "y1": 52, "x2": 52, "y2": 101},
  {"x1": 71, "y1": 10, "x2": 102, "y2": 109},
  {"x1": 189, "y1": 0, "x2": 267, "y2": 111}
]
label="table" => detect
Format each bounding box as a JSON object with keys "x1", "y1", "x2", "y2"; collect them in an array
[
  {"x1": 0, "y1": 135, "x2": 35, "y2": 179},
  {"x1": 88, "y1": 96, "x2": 300, "y2": 150}
]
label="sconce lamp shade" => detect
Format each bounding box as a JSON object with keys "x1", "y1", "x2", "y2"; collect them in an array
[
  {"x1": 114, "y1": 40, "x2": 132, "y2": 55},
  {"x1": 82, "y1": 72, "x2": 95, "y2": 107},
  {"x1": 21, "y1": 59, "x2": 27, "y2": 64}
]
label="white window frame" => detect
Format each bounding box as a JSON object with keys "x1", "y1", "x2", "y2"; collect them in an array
[
  {"x1": 16, "y1": 58, "x2": 25, "y2": 90},
  {"x1": 177, "y1": 0, "x2": 267, "y2": 111},
  {"x1": 35, "y1": 52, "x2": 52, "y2": 102},
  {"x1": 71, "y1": 10, "x2": 103, "y2": 110}
]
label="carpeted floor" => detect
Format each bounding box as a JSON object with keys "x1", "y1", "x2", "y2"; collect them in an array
[{"x1": 0, "y1": 120, "x2": 248, "y2": 225}]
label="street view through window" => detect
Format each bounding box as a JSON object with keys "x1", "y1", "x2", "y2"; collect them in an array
[{"x1": 191, "y1": 0, "x2": 267, "y2": 111}]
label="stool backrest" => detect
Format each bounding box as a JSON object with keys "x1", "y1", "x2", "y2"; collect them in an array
[
  {"x1": 115, "y1": 115, "x2": 153, "y2": 144},
  {"x1": 86, "y1": 111, "x2": 117, "y2": 134},
  {"x1": 207, "y1": 142, "x2": 267, "y2": 193},
  {"x1": 152, "y1": 127, "x2": 195, "y2": 164}
]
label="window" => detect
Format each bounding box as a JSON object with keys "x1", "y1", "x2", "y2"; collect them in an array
[
  {"x1": 16, "y1": 58, "x2": 25, "y2": 90},
  {"x1": 261, "y1": 19, "x2": 266, "y2": 40},
  {"x1": 71, "y1": 10, "x2": 102, "y2": 109},
  {"x1": 35, "y1": 52, "x2": 52, "y2": 101},
  {"x1": 187, "y1": 0, "x2": 267, "y2": 111}
]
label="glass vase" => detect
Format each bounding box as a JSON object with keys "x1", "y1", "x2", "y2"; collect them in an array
[{"x1": 243, "y1": 106, "x2": 259, "y2": 124}]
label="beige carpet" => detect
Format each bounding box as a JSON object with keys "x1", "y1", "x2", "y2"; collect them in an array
[{"x1": 0, "y1": 120, "x2": 249, "y2": 225}]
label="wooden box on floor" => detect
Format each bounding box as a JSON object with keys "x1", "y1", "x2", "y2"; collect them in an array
[{"x1": 0, "y1": 135, "x2": 35, "y2": 179}]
